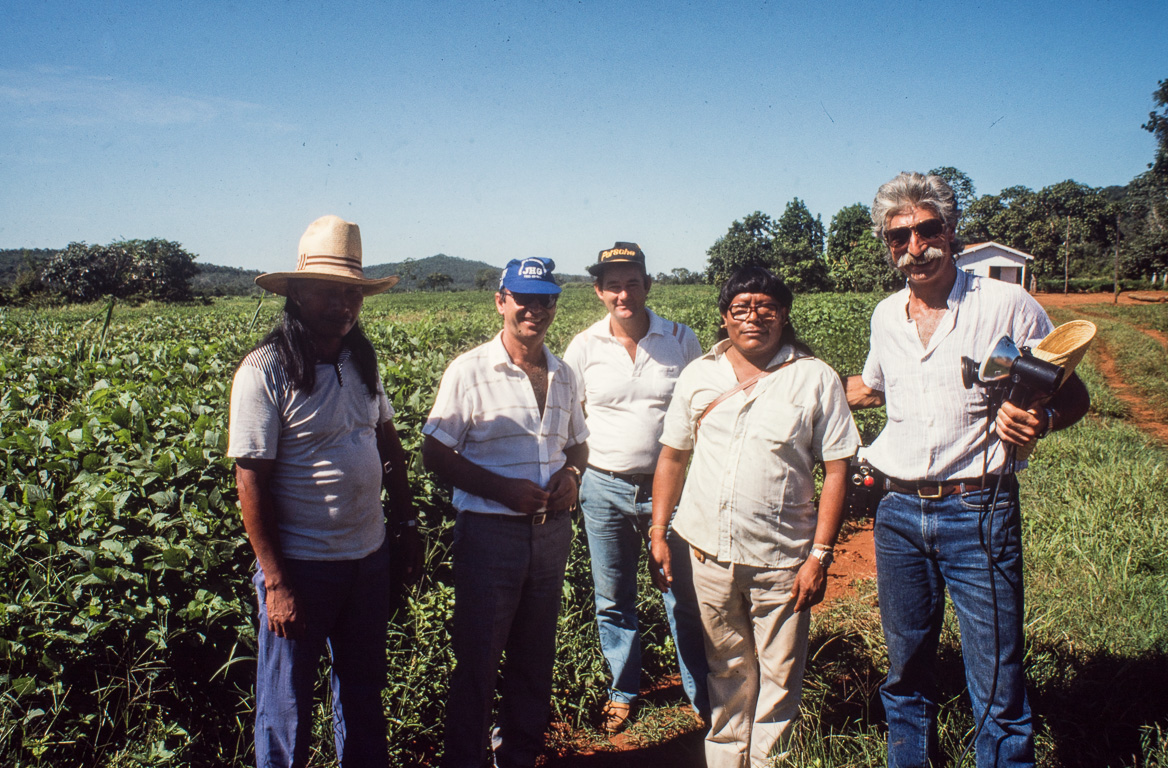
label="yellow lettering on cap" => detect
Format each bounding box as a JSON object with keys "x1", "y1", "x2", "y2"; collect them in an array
[{"x1": 602, "y1": 248, "x2": 637, "y2": 260}]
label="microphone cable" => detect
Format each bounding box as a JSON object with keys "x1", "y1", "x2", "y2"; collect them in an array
[{"x1": 956, "y1": 386, "x2": 1010, "y2": 767}]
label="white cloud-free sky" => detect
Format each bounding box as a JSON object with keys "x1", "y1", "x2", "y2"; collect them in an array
[{"x1": 2, "y1": 0, "x2": 1164, "y2": 276}]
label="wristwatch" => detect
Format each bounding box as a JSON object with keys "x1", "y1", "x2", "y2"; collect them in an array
[
  {"x1": 810, "y1": 546, "x2": 834, "y2": 569},
  {"x1": 565, "y1": 465, "x2": 584, "y2": 487}
]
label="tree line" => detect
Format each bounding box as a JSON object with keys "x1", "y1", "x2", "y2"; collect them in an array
[
  {"x1": 2, "y1": 240, "x2": 201, "y2": 305},
  {"x1": 706, "y1": 78, "x2": 1168, "y2": 294}
]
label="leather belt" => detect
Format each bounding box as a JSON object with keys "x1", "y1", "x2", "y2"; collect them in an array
[
  {"x1": 587, "y1": 465, "x2": 654, "y2": 487},
  {"x1": 464, "y1": 509, "x2": 570, "y2": 526},
  {"x1": 885, "y1": 475, "x2": 1014, "y2": 499}
]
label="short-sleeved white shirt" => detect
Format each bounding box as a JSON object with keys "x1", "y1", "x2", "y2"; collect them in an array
[
  {"x1": 660, "y1": 341, "x2": 860, "y2": 568},
  {"x1": 562, "y1": 310, "x2": 702, "y2": 474},
  {"x1": 861, "y1": 269, "x2": 1054, "y2": 481},
  {"x1": 227, "y1": 345, "x2": 393, "y2": 561},
  {"x1": 423, "y1": 333, "x2": 589, "y2": 517}
]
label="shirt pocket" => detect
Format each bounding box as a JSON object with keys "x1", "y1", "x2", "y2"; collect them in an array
[{"x1": 756, "y1": 401, "x2": 809, "y2": 454}]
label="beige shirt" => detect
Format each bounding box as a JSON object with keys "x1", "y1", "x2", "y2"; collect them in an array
[
  {"x1": 660, "y1": 340, "x2": 860, "y2": 568},
  {"x1": 562, "y1": 309, "x2": 702, "y2": 474}
]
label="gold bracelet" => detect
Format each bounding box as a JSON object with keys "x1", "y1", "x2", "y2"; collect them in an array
[{"x1": 648, "y1": 524, "x2": 668, "y2": 536}]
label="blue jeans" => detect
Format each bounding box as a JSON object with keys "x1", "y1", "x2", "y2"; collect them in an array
[
  {"x1": 442, "y1": 511, "x2": 573, "y2": 768},
  {"x1": 253, "y1": 537, "x2": 391, "y2": 768},
  {"x1": 874, "y1": 484, "x2": 1034, "y2": 768},
  {"x1": 578, "y1": 469, "x2": 709, "y2": 716}
]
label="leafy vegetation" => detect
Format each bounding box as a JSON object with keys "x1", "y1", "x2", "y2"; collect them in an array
[{"x1": 1, "y1": 272, "x2": 1166, "y2": 768}]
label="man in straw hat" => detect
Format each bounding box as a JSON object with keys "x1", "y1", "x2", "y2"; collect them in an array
[
  {"x1": 422, "y1": 257, "x2": 588, "y2": 768},
  {"x1": 228, "y1": 215, "x2": 419, "y2": 767},
  {"x1": 561, "y1": 242, "x2": 708, "y2": 733},
  {"x1": 845, "y1": 173, "x2": 1090, "y2": 768}
]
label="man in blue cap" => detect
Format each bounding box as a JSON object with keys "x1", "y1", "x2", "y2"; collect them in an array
[{"x1": 423, "y1": 257, "x2": 589, "y2": 768}]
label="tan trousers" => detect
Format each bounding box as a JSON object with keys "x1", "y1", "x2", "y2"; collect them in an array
[{"x1": 690, "y1": 548, "x2": 810, "y2": 768}]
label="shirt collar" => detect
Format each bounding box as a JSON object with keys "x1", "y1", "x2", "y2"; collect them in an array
[
  {"x1": 896, "y1": 261, "x2": 970, "y2": 321},
  {"x1": 599, "y1": 308, "x2": 662, "y2": 339},
  {"x1": 488, "y1": 331, "x2": 559, "y2": 372},
  {"x1": 711, "y1": 338, "x2": 798, "y2": 369}
]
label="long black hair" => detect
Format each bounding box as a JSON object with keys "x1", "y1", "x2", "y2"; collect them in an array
[
  {"x1": 717, "y1": 265, "x2": 813, "y2": 357},
  {"x1": 251, "y1": 295, "x2": 381, "y2": 397}
]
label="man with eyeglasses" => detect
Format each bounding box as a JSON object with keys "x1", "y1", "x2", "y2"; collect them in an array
[
  {"x1": 562, "y1": 242, "x2": 708, "y2": 734},
  {"x1": 845, "y1": 172, "x2": 1089, "y2": 768},
  {"x1": 423, "y1": 256, "x2": 588, "y2": 768}
]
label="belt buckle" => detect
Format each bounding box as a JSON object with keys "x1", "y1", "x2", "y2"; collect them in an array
[
  {"x1": 531, "y1": 512, "x2": 547, "y2": 525},
  {"x1": 917, "y1": 483, "x2": 944, "y2": 500}
]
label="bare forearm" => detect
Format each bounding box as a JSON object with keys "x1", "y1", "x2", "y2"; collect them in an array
[
  {"x1": 422, "y1": 435, "x2": 513, "y2": 505},
  {"x1": 843, "y1": 375, "x2": 885, "y2": 410},
  {"x1": 651, "y1": 447, "x2": 690, "y2": 529},
  {"x1": 378, "y1": 421, "x2": 416, "y2": 523},
  {"x1": 236, "y1": 461, "x2": 286, "y2": 585},
  {"x1": 813, "y1": 460, "x2": 849, "y2": 548}
]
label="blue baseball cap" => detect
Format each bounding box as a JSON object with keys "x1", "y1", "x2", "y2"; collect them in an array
[{"x1": 498, "y1": 257, "x2": 562, "y2": 295}]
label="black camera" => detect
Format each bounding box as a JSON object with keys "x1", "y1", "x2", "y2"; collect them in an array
[{"x1": 845, "y1": 456, "x2": 886, "y2": 518}]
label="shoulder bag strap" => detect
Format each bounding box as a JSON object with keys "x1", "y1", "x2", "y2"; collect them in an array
[{"x1": 695, "y1": 356, "x2": 808, "y2": 433}]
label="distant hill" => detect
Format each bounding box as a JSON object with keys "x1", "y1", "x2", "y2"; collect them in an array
[
  {"x1": 193, "y1": 253, "x2": 507, "y2": 294},
  {"x1": 191, "y1": 263, "x2": 265, "y2": 295},
  {"x1": 2, "y1": 249, "x2": 586, "y2": 295},
  {"x1": 366, "y1": 253, "x2": 501, "y2": 291}
]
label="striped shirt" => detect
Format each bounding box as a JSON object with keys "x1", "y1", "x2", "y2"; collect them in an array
[
  {"x1": 423, "y1": 332, "x2": 589, "y2": 516},
  {"x1": 861, "y1": 269, "x2": 1054, "y2": 481},
  {"x1": 227, "y1": 345, "x2": 393, "y2": 560}
]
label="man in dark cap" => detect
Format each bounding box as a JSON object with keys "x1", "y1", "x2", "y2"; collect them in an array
[{"x1": 563, "y1": 242, "x2": 708, "y2": 733}]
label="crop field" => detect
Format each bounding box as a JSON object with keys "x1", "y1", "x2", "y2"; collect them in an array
[{"x1": 1, "y1": 286, "x2": 1166, "y2": 767}]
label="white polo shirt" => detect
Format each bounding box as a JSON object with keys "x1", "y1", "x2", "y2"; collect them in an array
[
  {"x1": 423, "y1": 333, "x2": 589, "y2": 517},
  {"x1": 562, "y1": 310, "x2": 702, "y2": 475},
  {"x1": 861, "y1": 269, "x2": 1053, "y2": 481},
  {"x1": 660, "y1": 341, "x2": 860, "y2": 568}
]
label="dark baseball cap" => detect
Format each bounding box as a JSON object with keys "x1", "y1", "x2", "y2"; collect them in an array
[
  {"x1": 499, "y1": 257, "x2": 562, "y2": 295},
  {"x1": 587, "y1": 242, "x2": 646, "y2": 277}
]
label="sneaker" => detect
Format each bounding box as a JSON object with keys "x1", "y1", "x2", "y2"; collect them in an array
[{"x1": 601, "y1": 700, "x2": 632, "y2": 734}]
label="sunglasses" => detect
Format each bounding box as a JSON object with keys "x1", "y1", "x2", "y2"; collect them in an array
[
  {"x1": 884, "y1": 218, "x2": 946, "y2": 249},
  {"x1": 727, "y1": 302, "x2": 781, "y2": 321},
  {"x1": 503, "y1": 290, "x2": 557, "y2": 308}
]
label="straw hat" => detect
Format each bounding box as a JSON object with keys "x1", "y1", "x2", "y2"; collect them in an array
[
  {"x1": 1017, "y1": 319, "x2": 1096, "y2": 460},
  {"x1": 1030, "y1": 320, "x2": 1097, "y2": 388},
  {"x1": 255, "y1": 215, "x2": 400, "y2": 296}
]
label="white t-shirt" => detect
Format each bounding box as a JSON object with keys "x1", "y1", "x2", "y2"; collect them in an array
[
  {"x1": 861, "y1": 269, "x2": 1054, "y2": 480},
  {"x1": 228, "y1": 344, "x2": 393, "y2": 560},
  {"x1": 562, "y1": 310, "x2": 702, "y2": 474},
  {"x1": 423, "y1": 333, "x2": 589, "y2": 516}
]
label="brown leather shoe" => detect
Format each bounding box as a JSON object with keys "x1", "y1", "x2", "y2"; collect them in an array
[{"x1": 601, "y1": 700, "x2": 632, "y2": 734}]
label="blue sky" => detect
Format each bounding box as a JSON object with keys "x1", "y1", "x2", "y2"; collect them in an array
[{"x1": 2, "y1": 0, "x2": 1164, "y2": 276}]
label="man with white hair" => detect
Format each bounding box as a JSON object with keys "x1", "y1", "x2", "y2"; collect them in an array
[{"x1": 845, "y1": 173, "x2": 1089, "y2": 768}]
